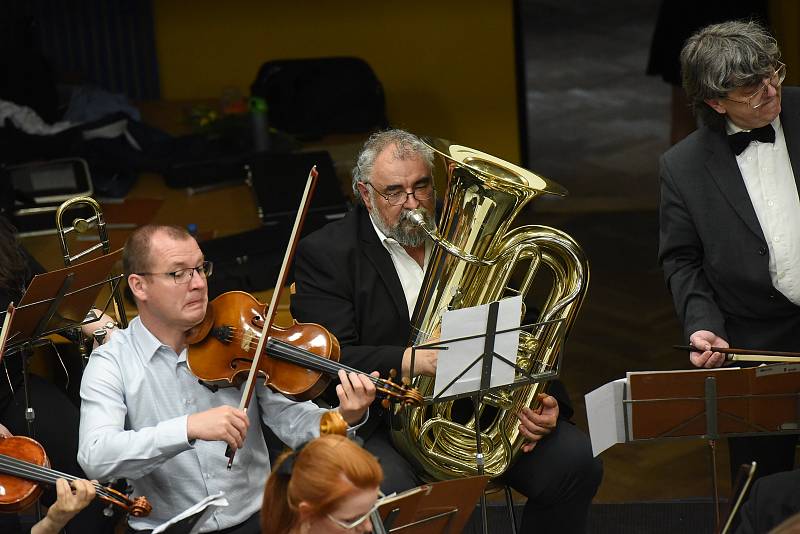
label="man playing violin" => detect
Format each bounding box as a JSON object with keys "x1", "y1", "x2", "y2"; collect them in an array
[
  {"x1": 78, "y1": 224, "x2": 376, "y2": 533},
  {"x1": 291, "y1": 129, "x2": 603, "y2": 534}
]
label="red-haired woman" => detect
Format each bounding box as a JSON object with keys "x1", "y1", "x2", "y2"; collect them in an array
[{"x1": 262, "y1": 434, "x2": 384, "y2": 534}]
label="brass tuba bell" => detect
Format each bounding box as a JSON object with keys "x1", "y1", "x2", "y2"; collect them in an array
[{"x1": 389, "y1": 139, "x2": 589, "y2": 481}]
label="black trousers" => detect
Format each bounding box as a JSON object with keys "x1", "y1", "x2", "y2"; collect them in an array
[
  {"x1": 364, "y1": 420, "x2": 603, "y2": 534},
  {"x1": 126, "y1": 511, "x2": 261, "y2": 534},
  {"x1": 0, "y1": 374, "x2": 117, "y2": 534}
]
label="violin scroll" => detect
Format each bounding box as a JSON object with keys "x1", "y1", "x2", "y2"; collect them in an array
[
  {"x1": 319, "y1": 410, "x2": 348, "y2": 436},
  {"x1": 377, "y1": 369, "x2": 424, "y2": 408}
]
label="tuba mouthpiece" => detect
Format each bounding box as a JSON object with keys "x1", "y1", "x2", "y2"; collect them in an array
[{"x1": 408, "y1": 208, "x2": 427, "y2": 227}]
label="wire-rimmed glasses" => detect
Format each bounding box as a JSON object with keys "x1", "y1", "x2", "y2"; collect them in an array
[
  {"x1": 725, "y1": 62, "x2": 787, "y2": 109},
  {"x1": 366, "y1": 182, "x2": 433, "y2": 206},
  {"x1": 135, "y1": 261, "x2": 213, "y2": 284}
]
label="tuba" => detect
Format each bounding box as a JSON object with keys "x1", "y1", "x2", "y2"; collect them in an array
[{"x1": 389, "y1": 139, "x2": 589, "y2": 481}]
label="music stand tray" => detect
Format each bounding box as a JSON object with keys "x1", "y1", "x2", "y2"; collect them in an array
[
  {"x1": 377, "y1": 475, "x2": 490, "y2": 534},
  {"x1": 1, "y1": 248, "x2": 123, "y2": 353}
]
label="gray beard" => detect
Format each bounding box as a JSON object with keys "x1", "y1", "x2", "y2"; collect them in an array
[{"x1": 370, "y1": 206, "x2": 435, "y2": 248}]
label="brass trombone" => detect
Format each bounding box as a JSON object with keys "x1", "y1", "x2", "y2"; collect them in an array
[{"x1": 55, "y1": 196, "x2": 128, "y2": 359}]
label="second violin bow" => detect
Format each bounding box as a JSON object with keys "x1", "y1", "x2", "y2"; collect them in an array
[{"x1": 673, "y1": 344, "x2": 800, "y2": 363}]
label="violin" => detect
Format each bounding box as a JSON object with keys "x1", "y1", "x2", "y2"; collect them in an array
[
  {"x1": 0, "y1": 435, "x2": 151, "y2": 517},
  {"x1": 186, "y1": 291, "x2": 423, "y2": 407}
]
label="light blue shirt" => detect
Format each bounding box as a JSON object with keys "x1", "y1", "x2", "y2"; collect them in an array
[{"x1": 78, "y1": 317, "x2": 328, "y2": 532}]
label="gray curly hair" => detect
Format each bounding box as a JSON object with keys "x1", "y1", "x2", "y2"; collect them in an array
[
  {"x1": 680, "y1": 20, "x2": 781, "y2": 131},
  {"x1": 351, "y1": 129, "x2": 434, "y2": 201}
]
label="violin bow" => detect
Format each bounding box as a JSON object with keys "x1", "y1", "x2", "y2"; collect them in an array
[
  {"x1": 225, "y1": 166, "x2": 319, "y2": 469},
  {"x1": 674, "y1": 344, "x2": 800, "y2": 363},
  {"x1": 0, "y1": 302, "x2": 15, "y2": 366}
]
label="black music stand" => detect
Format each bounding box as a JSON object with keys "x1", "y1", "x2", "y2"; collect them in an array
[
  {"x1": 409, "y1": 297, "x2": 567, "y2": 534},
  {"x1": 0, "y1": 249, "x2": 123, "y2": 440},
  {"x1": 375, "y1": 476, "x2": 490, "y2": 534}
]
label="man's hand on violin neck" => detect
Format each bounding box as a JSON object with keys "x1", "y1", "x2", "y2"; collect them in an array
[
  {"x1": 335, "y1": 369, "x2": 378, "y2": 425},
  {"x1": 187, "y1": 406, "x2": 249, "y2": 451}
]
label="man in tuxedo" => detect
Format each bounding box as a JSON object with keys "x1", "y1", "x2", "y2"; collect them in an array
[
  {"x1": 658, "y1": 20, "x2": 800, "y2": 486},
  {"x1": 291, "y1": 129, "x2": 602, "y2": 534}
]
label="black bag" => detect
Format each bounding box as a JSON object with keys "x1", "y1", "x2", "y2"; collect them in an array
[
  {"x1": 251, "y1": 57, "x2": 388, "y2": 139},
  {"x1": 249, "y1": 150, "x2": 350, "y2": 236},
  {"x1": 202, "y1": 150, "x2": 350, "y2": 297},
  {"x1": 201, "y1": 226, "x2": 289, "y2": 298}
]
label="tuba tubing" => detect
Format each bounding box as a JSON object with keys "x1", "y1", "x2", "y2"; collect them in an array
[{"x1": 388, "y1": 139, "x2": 589, "y2": 481}]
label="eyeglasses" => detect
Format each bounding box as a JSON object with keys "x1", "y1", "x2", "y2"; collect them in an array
[
  {"x1": 326, "y1": 491, "x2": 386, "y2": 530},
  {"x1": 136, "y1": 261, "x2": 213, "y2": 285},
  {"x1": 725, "y1": 62, "x2": 787, "y2": 109},
  {"x1": 366, "y1": 181, "x2": 433, "y2": 206}
]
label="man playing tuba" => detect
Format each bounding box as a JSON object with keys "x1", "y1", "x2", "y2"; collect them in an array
[{"x1": 291, "y1": 129, "x2": 603, "y2": 534}]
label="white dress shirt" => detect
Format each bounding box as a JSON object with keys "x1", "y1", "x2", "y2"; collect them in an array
[
  {"x1": 729, "y1": 117, "x2": 800, "y2": 305},
  {"x1": 78, "y1": 317, "x2": 328, "y2": 532},
  {"x1": 370, "y1": 218, "x2": 432, "y2": 317}
]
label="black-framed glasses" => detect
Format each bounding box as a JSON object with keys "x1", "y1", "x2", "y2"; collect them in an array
[
  {"x1": 366, "y1": 181, "x2": 433, "y2": 206},
  {"x1": 725, "y1": 62, "x2": 787, "y2": 109},
  {"x1": 136, "y1": 261, "x2": 213, "y2": 285}
]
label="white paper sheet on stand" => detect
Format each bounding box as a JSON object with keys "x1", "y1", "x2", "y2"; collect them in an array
[
  {"x1": 585, "y1": 378, "x2": 627, "y2": 457},
  {"x1": 434, "y1": 295, "x2": 522, "y2": 398}
]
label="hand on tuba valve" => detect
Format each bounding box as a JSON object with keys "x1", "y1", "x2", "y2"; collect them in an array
[{"x1": 517, "y1": 393, "x2": 559, "y2": 453}]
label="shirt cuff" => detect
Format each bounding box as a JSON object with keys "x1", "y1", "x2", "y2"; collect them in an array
[
  {"x1": 156, "y1": 415, "x2": 195, "y2": 453},
  {"x1": 345, "y1": 410, "x2": 369, "y2": 438}
]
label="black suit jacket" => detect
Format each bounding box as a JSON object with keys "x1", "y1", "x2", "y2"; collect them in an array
[
  {"x1": 658, "y1": 87, "x2": 800, "y2": 350},
  {"x1": 291, "y1": 205, "x2": 410, "y2": 435}
]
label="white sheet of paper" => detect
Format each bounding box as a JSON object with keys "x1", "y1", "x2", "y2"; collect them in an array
[
  {"x1": 151, "y1": 492, "x2": 229, "y2": 534},
  {"x1": 433, "y1": 295, "x2": 522, "y2": 398},
  {"x1": 585, "y1": 378, "x2": 627, "y2": 457}
]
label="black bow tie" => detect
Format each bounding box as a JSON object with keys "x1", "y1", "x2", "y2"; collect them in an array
[{"x1": 728, "y1": 124, "x2": 776, "y2": 155}]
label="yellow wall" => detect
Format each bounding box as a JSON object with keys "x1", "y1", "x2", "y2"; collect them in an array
[
  {"x1": 771, "y1": 0, "x2": 800, "y2": 85},
  {"x1": 152, "y1": 0, "x2": 520, "y2": 162}
]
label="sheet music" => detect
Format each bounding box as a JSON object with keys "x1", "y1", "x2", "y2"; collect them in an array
[
  {"x1": 434, "y1": 295, "x2": 522, "y2": 398},
  {"x1": 585, "y1": 378, "x2": 627, "y2": 457}
]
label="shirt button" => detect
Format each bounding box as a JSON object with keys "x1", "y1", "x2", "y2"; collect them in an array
[
  {"x1": 774, "y1": 236, "x2": 781, "y2": 243},
  {"x1": 768, "y1": 200, "x2": 774, "y2": 207}
]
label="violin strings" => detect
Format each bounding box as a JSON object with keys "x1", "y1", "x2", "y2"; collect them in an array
[
  {"x1": 203, "y1": 328, "x2": 404, "y2": 392},
  {"x1": 0, "y1": 454, "x2": 117, "y2": 501},
  {"x1": 266, "y1": 339, "x2": 400, "y2": 391}
]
